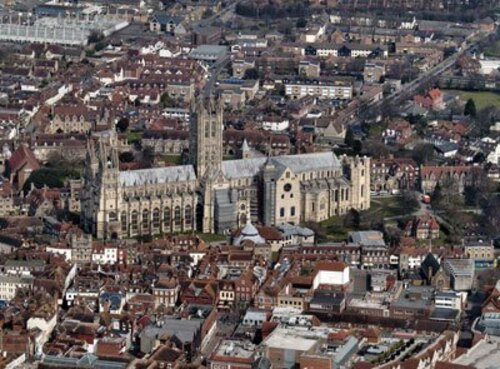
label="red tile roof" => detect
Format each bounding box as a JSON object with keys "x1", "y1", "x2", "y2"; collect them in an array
[{"x1": 8, "y1": 145, "x2": 40, "y2": 174}]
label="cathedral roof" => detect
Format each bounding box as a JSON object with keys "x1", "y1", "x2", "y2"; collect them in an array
[
  {"x1": 119, "y1": 165, "x2": 196, "y2": 186},
  {"x1": 222, "y1": 157, "x2": 267, "y2": 179},
  {"x1": 222, "y1": 151, "x2": 341, "y2": 180}
]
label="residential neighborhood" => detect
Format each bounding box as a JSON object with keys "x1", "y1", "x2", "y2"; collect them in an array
[{"x1": 0, "y1": 0, "x2": 496, "y2": 369}]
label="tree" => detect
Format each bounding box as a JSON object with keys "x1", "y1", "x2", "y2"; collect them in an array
[
  {"x1": 353, "y1": 140, "x2": 362, "y2": 155},
  {"x1": 141, "y1": 147, "x2": 155, "y2": 168},
  {"x1": 24, "y1": 169, "x2": 67, "y2": 191},
  {"x1": 363, "y1": 141, "x2": 390, "y2": 159},
  {"x1": 464, "y1": 98, "x2": 477, "y2": 117},
  {"x1": 243, "y1": 68, "x2": 259, "y2": 80},
  {"x1": 160, "y1": 92, "x2": 176, "y2": 109},
  {"x1": 344, "y1": 128, "x2": 355, "y2": 147},
  {"x1": 116, "y1": 117, "x2": 129, "y2": 133},
  {"x1": 344, "y1": 209, "x2": 360, "y2": 229},
  {"x1": 88, "y1": 30, "x2": 104, "y2": 44},
  {"x1": 119, "y1": 152, "x2": 135, "y2": 163},
  {"x1": 296, "y1": 18, "x2": 307, "y2": 28},
  {"x1": 412, "y1": 143, "x2": 435, "y2": 165},
  {"x1": 399, "y1": 190, "x2": 419, "y2": 211}
]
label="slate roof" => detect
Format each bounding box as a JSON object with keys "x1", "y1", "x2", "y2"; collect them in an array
[
  {"x1": 119, "y1": 165, "x2": 196, "y2": 186},
  {"x1": 222, "y1": 151, "x2": 341, "y2": 180}
]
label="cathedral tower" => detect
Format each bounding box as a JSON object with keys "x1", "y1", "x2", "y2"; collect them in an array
[
  {"x1": 342, "y1": 155, "x2": 371, "y2": 211},
  {"x1": 189, "y1": 97, "x2": 223, "y2": 179},
  {"x1": 81, "y1": 134, "x2": 122, "y2": 239},
  {"x1": 189, "y1": 97, "x2": 224, "y2": 234}
]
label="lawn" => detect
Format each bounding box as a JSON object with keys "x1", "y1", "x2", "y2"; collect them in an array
[
  {"x1": 127, "y1": 131, "x2": 143, "y2": 143},
  {"x1": 484, "y1": 40, "x2": 500, "y2": 58},
  {"x1": 370, "y1": 196, "x2": 418, "y2": 219},
  {"x1": 198, "y1": 233, "x2": 228, "y2": 243},
  {"x1": 318, "y1": 196, "x2": 418, "y2": 241},
  {"x1": 446, "y1": 90, "x2": 500, "y2": 110},
  {"x1": 162, "y1": 155, "x2": 183, "y2": 165}
]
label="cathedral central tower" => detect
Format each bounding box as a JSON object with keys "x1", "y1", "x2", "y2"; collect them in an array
[{"x1": 189, "y1": 97, "x2": 223, "y2": 179}]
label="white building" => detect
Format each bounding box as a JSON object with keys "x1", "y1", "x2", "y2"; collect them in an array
[
  {"x1": 262, "y1": 118, "x2": 290, "y2": 132},
  {"x1": 435, "y1": 291, "x2": 462, "y2": 310},
  {"x1": 313, "y1": 261, "x2": 350, "y2": 289},
  {"x1": 92, "y1": 246, "x2": 118, "y2": 264},
  {"x1": 0, "y1": 274, "x2": 34, "y2": 301}
]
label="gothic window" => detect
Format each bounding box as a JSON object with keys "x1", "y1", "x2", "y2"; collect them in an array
[
  {"x1": 185, "y1": 205, "x2": 192, "y2": 226},
  {"x1": 280, "y1": 207, "x2": 285, "y2": 217},
  {"x1": 239, "y1": 213, "x2": 247, "y2": 225},
  {"x1": 211, "y1": 121, "x2": 216, "y2": 137},
  {"x1": 121, "y1": 212, "x2": 127, "y2": 232},
  {"x1": 174, "y1": 206, "x2": 181, "y2": 226},
  {"x1": 291, "y1": 206, "x2": 296, "y2": 216},
  {"x1": 142, "y1": 209, "x2": 149, "y2": 229},
  {"x1": 108, "y1": 211, "x2": 117, "y2": 221},
  {"x1": 360, "y1": 185, "x2": 364, "y2": 198},
  {"x1": 164, "y1": 208, "x2": 171, "y2": 228},
  {"x1": 131, "y1": 211, "x2": 138, "y2": 231},
  {"x1": 152, "y1": 208, "x2": 160, "y2": 228},
  {"x1": 334, "y1": 189, "x2": 339, "y2": 202},
  {"x1": 345, "y1": 188, "x2": 349, "y2": 201}
]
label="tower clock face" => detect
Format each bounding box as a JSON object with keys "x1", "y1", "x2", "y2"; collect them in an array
[{"x1": 284, "y1": 183, "x2": 292, "y2": 192}]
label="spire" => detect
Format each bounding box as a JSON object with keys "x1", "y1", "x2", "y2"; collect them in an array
[
  {"x1": 241, "y1": 139, "x2": 251, "y2": 159},
  {"x1": 241, "y1": 138, "x2": 250, "y2": 151}
]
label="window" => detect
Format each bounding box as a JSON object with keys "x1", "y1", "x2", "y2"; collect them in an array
[
  {"x1": 280, "y1": 207, "x2": 285, "y2": 217},
  {"x1": 211, "y1": 121, "x2": 216, "y2": 137},
  {"x1": 163, "y1": 208, "x2": 171, "y2": 228},
  {"x1": 291, "y1": 206, "x2": 296, "y2": 216},
  {"x1": 286, "y1": 172, "x2": 290, "y2": 179},
  {"x1": 283, "y1": 183, "x2": 292, "y2": 192},
  {"x1": 174, "y1": 206, "x2": 181, "y2": 226},
  {"x1": 152, "y1": 208, "x2": 160, "y2": 228},
  {"x1": 131, "y1": 210, "x2": 138, "y2": 231},
  {"x1": 108, "y1": 211, "x2": 117, "y2": 221},
  {"x1": 361, "y1": 185, "x2": 364, "y2": 198},
  {"x1": 312, "y1": 203, "x2": 315, "y2": 211},
  {"x1": 121, "y1": 211, "x2": 127, "y2": 232},
  {"x1": 142, "y1": 209, "x2": 149, "y2": 229},
  {"x1": 185, "y1": 205, "x2": 192, "y2": 226}
]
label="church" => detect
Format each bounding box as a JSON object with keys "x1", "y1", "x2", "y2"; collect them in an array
[{"x1": 81, "y1": 99, "x2": 371, "y2": 239}]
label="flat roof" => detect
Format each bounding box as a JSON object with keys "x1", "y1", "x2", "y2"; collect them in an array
[
  {"x1": 263, "y1": 326, "x2": 331, "y2": 351},
  {"x1": 455, "y1": 336, "x2": 500, "y2": 368}
]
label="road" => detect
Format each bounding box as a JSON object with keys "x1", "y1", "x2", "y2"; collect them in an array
[
  {"x1": 350, "y1": 32, "x2": 495, "y2": 125},
  {"x1": 194, "y1": 1, "x2": 242, "y2": 97},
  {"x1": 192, "y1": 0, "x2": 242, "y2": 29}
]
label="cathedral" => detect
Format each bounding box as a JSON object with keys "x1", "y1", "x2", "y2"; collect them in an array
[{"x1": 81, "y1": 99, "x2": 371, "y2": 240}]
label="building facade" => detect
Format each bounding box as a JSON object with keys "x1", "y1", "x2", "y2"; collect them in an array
[{"x1": 81, "y1": 99, "x2": 370, "y2": 239}]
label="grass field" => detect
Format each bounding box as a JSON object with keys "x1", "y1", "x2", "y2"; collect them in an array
[
  {"x1": 162, "y1": 155, "x2": 183, "y2": 165},
  {"x1": 446, "y1": 90, "x2": 500, "y2": 110},
  {"x1": 484, "y1": 40, "x2": 500, "y2": 58},
  {"x1": 319, "y1": 196, "x2": 417, "y2": 241},
  {"x1": 127, "y1": 131, "x2": 143, "y2": 143}
]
